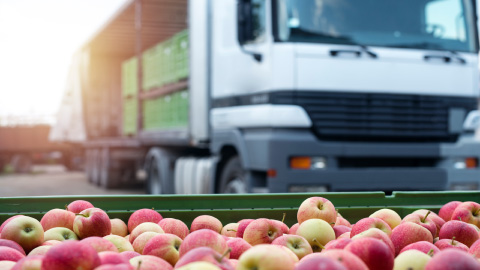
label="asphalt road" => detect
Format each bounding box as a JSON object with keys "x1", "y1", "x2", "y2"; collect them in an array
[{"x1": 0, "y1": 165, "x2": 145, "y2": 197}]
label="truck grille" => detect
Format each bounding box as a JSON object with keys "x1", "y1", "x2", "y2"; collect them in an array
[{"x1": 271, "y1": 91, "x2": 477, "y2": 142}]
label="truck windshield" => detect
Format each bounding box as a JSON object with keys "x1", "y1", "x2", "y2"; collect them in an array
[{"x1": 275, "y1": 0, "x2": 478, "y2": 53}]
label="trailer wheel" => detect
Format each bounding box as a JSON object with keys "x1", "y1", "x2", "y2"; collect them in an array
[
  {"x1": 147, "y1": 157, "x2": 164, "y2": 194},
  {"x1": 91, "y1": 149, "x2": 101, "y2": 186},
  {"x1": 219, "y1": 156, "x2": 247, "y2": 194},
  {"x1": 11, "y1": 154, "x2": 32, "y2": 174},
  {"x1": 100, "y1": 148, "x2": 120, "y2": 189}
]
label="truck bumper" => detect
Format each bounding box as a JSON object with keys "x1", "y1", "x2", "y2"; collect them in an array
[{"x1": 239, "y1": 129, "x2": 480, "y2": 192}]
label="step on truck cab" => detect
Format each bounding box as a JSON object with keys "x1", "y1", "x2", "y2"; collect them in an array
[{"x1": 52, "y1": 0, "x2": 480, "y2": 193}]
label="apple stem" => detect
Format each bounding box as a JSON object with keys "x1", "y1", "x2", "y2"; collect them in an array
[
  {"x1": 451, "y1": 237, "x2": 456, "y2": 245},
  {"x1": 421, "y1": 211, "x2": 431, "y2": 223},
  {"x1": 76, "y1": 213, "x2": 88, "y2": 218},
  {"x1": 427, "y1": 249, "x2": 434, "y2": 257},
  {"x1": 474, "y1": 208, "x2": 480, "y2": 216},
  {"x1": 137, "y1": 261, "x2": 142, "y2": 270},
  {"x1": 64, "y1": 204, "x2": 68, "y2": 210},
  {"x1": 281, "y1": 213, "x2": 286, "y2": 223},
  {"x1": 217, "y1": 248, "x2": 232, "y2": 262},
  {"x1": 312, "y1": 238, "x2": 325, "y2": 252},
  {"x1": 227, "y1": 229, "x2": 237, "y2": 232}
]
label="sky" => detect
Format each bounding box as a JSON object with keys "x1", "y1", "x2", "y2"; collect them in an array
[{"x1": 0, "y1": 0, "x2": 128, "y2": 124}]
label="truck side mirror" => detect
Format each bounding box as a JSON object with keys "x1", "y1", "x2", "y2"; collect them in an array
[{"x1": 237, "y1": 0, "x2": 254, "y2": 45}]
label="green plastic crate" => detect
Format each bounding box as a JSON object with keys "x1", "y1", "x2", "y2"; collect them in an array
[
  {"x1": 161, "y1": 39, "x2": 176, "y2": 86},
  {"x1": 173, "y1": 30, "x2": 189, "y2": 81},
  {"x1": 121, "y1": 57, "x2": 138, "y2": 97},
  {"x1": 1, "y1": 192, "x2": 479, "y2": 226},
  {"x1": 142, "y1": 46, "x2": 161, "y2": 91},
  {"x1": 122, "y1": 98, "x2": 138, "y2": 135}
]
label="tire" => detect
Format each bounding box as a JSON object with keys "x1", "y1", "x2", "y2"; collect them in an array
[
  {"x1": 219, "y1": 156, "x2": 247, "y2": 194},
  {"x1": 145, "y1": 148, "x2": 176, "y2": 194},
  {"x1": 11, "y1": 154, "x2": 32, "y2": 174},
  {"x1": 100, "y1": 148, "x2": 121, "y2": 189},
  {"x1": 147, "y1": 156, "x2": 163, "y2": 194},
  {"x1": 91, "y1": 149, "x2": 101, "y2": 186}
]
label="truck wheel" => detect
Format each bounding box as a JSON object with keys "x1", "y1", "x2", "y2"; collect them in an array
[
  {"x1": 11, "y1": 154, "x2": 32, "y2": 174},
  {"x1": 147, "y1": 156, "x2": 163, "y2": 194},
  {"x1": 91, "y1": 149, "x2": 101, "y2": 186},
  {"x1": 219, "y1": 156, "x2": 247, "y2": 194},
  {"x1": 100, "y1": 148, "x2": 120, "y2": 189}
]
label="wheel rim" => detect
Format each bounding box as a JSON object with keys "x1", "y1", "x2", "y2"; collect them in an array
[
  {"x1": 224, "y1": 177, "x2": 246, "y2": 193},
  {"x1": 149, "y1": 160, "x2": 162, "y2": 194}
]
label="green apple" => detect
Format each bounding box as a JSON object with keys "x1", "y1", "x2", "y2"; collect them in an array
[
  {"x1": 295, "y1": 219, "x2": 335, "y2": 252},
  {"x1": 394, "y1": 249, "x2": 431, "y2": 270},
  {"x1": 44, "y1": 227, "x2": 78, "y2": 242},
  {"x1": 237, "y1": 244, "x2": 297, "y2": 270}
]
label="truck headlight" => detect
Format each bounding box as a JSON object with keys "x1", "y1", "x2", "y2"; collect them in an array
[{"x1": 463, "y1": 110, "x2": 480, "y2": 130}]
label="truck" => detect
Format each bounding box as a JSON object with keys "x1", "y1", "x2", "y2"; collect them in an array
[{"x1": 51, "y1": 0, "x2": 480, "y2": 194}]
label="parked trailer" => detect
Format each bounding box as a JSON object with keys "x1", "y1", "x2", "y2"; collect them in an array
[{"x1": 52, "y1": 0, "x2": 480, "y2": 194}]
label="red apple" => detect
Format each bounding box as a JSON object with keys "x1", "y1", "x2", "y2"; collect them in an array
[
  {"x1": 272, "y1": 234, "x2": 313, "y2": 260},
  {"x1": 399, "y1": 241, "x2": 440, "y2": 256},
  {"x1": 288, "y1": 223, "x2": 299, "y2": 235},
  {"x1": 0, "y1": 215, "x2": 24, "y2": 234},
  {"x1": 335, "y1": 216, "x2": 352, "y2": 228},
  {"x1": 129, "y1": 255, "x2": 173, "y2": 270},
  {"x1": 451, "y1": 201, "x2": 480, "y2": 228},
  {"x1": 369, "y1": 209, "x2": 401, "y2": 229},
  {"x1": 226, "y1": 238, "x2": 251, "y2": 260},
  {"x1": 324, "y1": 238, "x2": 352, "y2": 250},
  {"x1": 28, "y1": 245, "x2": 52, "y2": 256},
  {"x1": 297, "y1": 197, "x2": 337, "y2": 225},
  {"x1": 221, "y1": 223, "x2": 238, "y2": 238},
  {"x1": 425, "y1": 248, "x2": 480, "y2": 270},
  {"x1": 73, "y1": 208, "x2": 111, "y2": 239},
  {"x1": 270, "y1": 215, "x2": 289, "y2": 234},
  {"x1": 294, "y1": 255, "x2": 347, "y2": 270},
  {"x1": 175, "y1": 247, "x2": 234, "y2": 270},
  {"x1": 469, "y1": 239, "x2": 480, "y2": 259},
  {"x1": 351, "y1": 228, "x2": 394, "y2": 255},
  {"x1": 142, "y1": 233, "x2": 182, "y2": 266},
  {"x1": 103, "y1": 235, "x2": 134, "y2": 252},
  {"x1": 350, "y1": 217, "x2": 392, "y2": 237},
  {"x1": 179, "y1": 229, "x2": 228, "y2": 258},
  {"x1": 242, "y1": 218, "x2": 283, "y2": 246},
  {"x1": 11, "y1": 255, "x2": 43, "y2": 270},
  {"x1": 308, "y1": 249, "x2": 369, "y2": 270},
  {"x1": 435, "y1": 237, "x2": 469, "y2": 252},
  {"x1": 0, "y1": 246, "x2": 25, "y2": 262},
  {"x1": 229, "y1": 259, "x2": 238, "y2": 269},
  {"x1": 412, "y1": 209, "x2": 445, "y2": 237},
  {"x1": 110, "y1": 219, "x2": 128, "y2": 237},
  {"x1": 132, "y1": 231, "x2": 160, "y2": 254},
  {"x1": 0, "y1": 216, "x2": 44, "y2": 253},
  {"x1": 158, "y1": 218, "x2": 189, "y2": 240},
  {"x1": 41, "y1": 241, "x2": 100, "y2": 270},
  {"x1": 81, "y1": 236, "x2": 119, "y2": 253},
  {"x1": 129, "y1": 222, "x2": 164, "y2": 244},
  {"x1": 127, "y1": 209, "x2": 163, "y2": 233},
  {"x1": 0, "y1": 261, "x2": 16, "y2": 270},
  {"x1": 236, "y1": 219, "x2": 254, "y2": 238},
  {"x1": 390, "y1": 222, "x2": 433, "y2": 255},
  {"x1": 439, "y1": 220, "x2": 479, "y2": 247},
  {"x1": 333, "y1": 225, "x2": 351, "y2": 238},
  {"x1": 119, "y1": 251, "x2": 140, "y2": 261},
  {"x1": 344, "y1": 237, "x2": 394, "y2": 270},
  {"x1": 67, "y1": 200, "x2": 94, "y2": 214},
  {"x1": 337, "y1": 232, "x2": 350, "y2": 239},
  {"x1": 237, "y1": 244, "x2": 297, "y2": 270},
  {"x1": 191, "y1": 215, "x2": 223, "y2": 233},
  {"x1": 94, "y1": 264, "x2": 134, "y2": 270},
  {"x1": 401, "y1": 212, "x2": 437, "y2": 238},
  {"x1": 42, "y1": 240, "x2": 62, "y2": 246},
  {"x1": 40, "y1": 209, "x2": 75, "y2": 231},
  {"x1": 0, "y1": 239, "x2": 26, "y2": 255},
  {"x1": 439, "y1": 201, "x2": 462, "y2": 222},
  {"x1": 98, "y1": 251, "x2": 129, "y2": 265}
]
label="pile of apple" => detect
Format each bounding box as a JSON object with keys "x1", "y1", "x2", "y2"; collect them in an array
[{"x1": 0, "y1": 198, "x2": 480, "y2": 270}]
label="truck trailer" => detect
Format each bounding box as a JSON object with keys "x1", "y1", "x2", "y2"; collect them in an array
[{"x1": 51, "y1": 0, "x2": 480, "y2": 193}]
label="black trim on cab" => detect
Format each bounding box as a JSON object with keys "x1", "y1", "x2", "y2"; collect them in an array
[{"x1": 213, "y1": 90, "x2": 478, "y2": 143}]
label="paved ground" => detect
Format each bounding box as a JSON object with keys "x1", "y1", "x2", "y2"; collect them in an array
[{"x1": 0, "y1": 165, "x2": 145, "y2": 197}]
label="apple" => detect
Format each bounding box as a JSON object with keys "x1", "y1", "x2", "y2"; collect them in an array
[
  {"x1": 345, "y1": 237, "x2": 394, "y2": 270},
  {"x1": 221, "y1": 223, "x2": 238, "y2": 238},
  {"x1": 41, "y1": 241, "x2": 100, "y2": 270},
  {"x1": 229, "y1": 259, "x2": 238, "y2": 269},
  {"x1": 296, "y1": 218, "x2": 335, "y2": 252},
  {"x1": 179, "y1": 229, "x2": 229, "y2": 258},
  {"x1": 399, "y1": 241, "x2": 440, "y2": 255},
  {"x1": 175, "y1": 262, "x2": 222, "y2": 270},
  {"x1": 288, "y1": 223, "x2": 299, "y2": 235},
  {"x1": 270, "y1": 215, "x2": 289, "y2": 234},
  {"x1": 439, "y1": 201, "x2": 462, "y2": 222},
  {"x1": 132, "y1": 231, "x2": 160, "y2": 254},
  {"x1": 226, "y1": 238, "x2": 252, "y2": 260},
  {"x1": 142, "y1": 233, "x2": 182, "y2": 266},
  {"x1": 0, "y1": 216, "x2": 44, "y2": 253},
  {"x1": 272, "y1": 234, "x2": 313, "y2": 260},
  {"x1": 350, "y1": 217, "x2": 392, "y2": 237},
  {"x1": 369, "y1": 209, "x2": 401, "y2": 229},
  {"x1": 451, "y1": 201, "x2": 480, "y2": 228},
  {"x1": 0, "y1": 261, "x2": 16, "y2": 270},
  {"x1": 94, "y1": 264, "x2": 134, "y2": 270},
  {"x1": 73, "y1": 208, "x2": 111, "y2": 239},
  {"x1": 110, "y1": 219, "x2": 128, "y2": 237},
  {"x1": 333, "y1": 225, "x2": 351, "y2": 238},
  {"x1": 294, "y1": 255, "x2": 347, "y2": 270},
  {"x1": 337, "y1": 232, "x2": 350, "y2": 239},
  {"x1": 324, "y1": 238, "x2": 352, "y2": 250},
  {"x1": 394, "y1": 249, "x2": 431, "y2": 270},
  {"x1": 351, "y1": 228, "x2": 395, "y2": 255},
  {"x1": 390, "y1": 222, "x2": 433, "y2": 255},
  {"x1": 412, "y1": 210, "x2": 445, "y2": 237},
  {"x1": 334, "y1": 215, "x2": 352, "y2": 228},
  {"x1": 237, "y1": 244, "x2": 297, "y2": 270},
  {"x1": 11, "y1": 255, "x2": 44, "y2": 270},
  {"x1": 67, "y1": 200, "x2": 94, "y2": 214},
  {"x1": 40, "y1": 209, "x2": 75, "y2": 231},
  {"x1": 43, "y1": 227, "x2": 78, "y2": 242},
  {"x1": 0, "y1": 215, "x2": 24, "y2": 234},
  {"x1": 42, "y1": 240, "x2": 62, "y2": 246},
  {"x1": 243, "y1": 218, "x2": 283, "y2": 246},
  {"x1": 28, "y1": 245, "x2": 52, "y2": 256},
  {"x1": 0, "y1": 239, "x2": 26, "y2": 255},
  {"x1": 297, "y1": 197, "x2": 337, "y2": 225},
  {"x1": 119, "y1": 251, "x2": 141, "y2": 261},
  {"x1": 81, "y1": 236, "x2": 119, "y2": 253},
  {"x1": 158, "y1": 218, "x2": 189, "y2": 240},
  {"x1": 98, "y1": 251, "x2": 129, "y2": 265},
  {"x1": 424, "y1": 248, "x2": 480, "y2": 270},
  {"x1": 129, "y1": 255, "x2": 173, "y2": 270},
  {"x1": 0, "y1": 246, "x2": 25, "y2": 262},
  {"x1": 103, "y1": 235, "x2": 134, "y2": 252},
  {"x1": 435, "y1": 237, "x2": 469, "y2": 252},
  {"x1": 191, "y1": 215, "x2": 223, "y2": 233},
  {"x1": 236, "y1": 219, "x2": 254, "y2": 238},
  {"x1": 308, "y1": 249, "x2": 369, "y2": 270},
  {"x1": 401, "y1": 212, "x2": 437, "y2": 238},
  {"x1": 175, "y1": 247, "x2": 234, "y2": 270},
  {"x1": 438, "y1": 220, "x2": 479, "y2": 247},
  {"x1": 129, "y1": 222, "x2": 164, "y2": 244},
  {"x1": 469, "y1": 239, "x2": 480, "y2": 259},
  {"x1": 127, "y1": 209, "x2": 163, "y2": 233}
]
